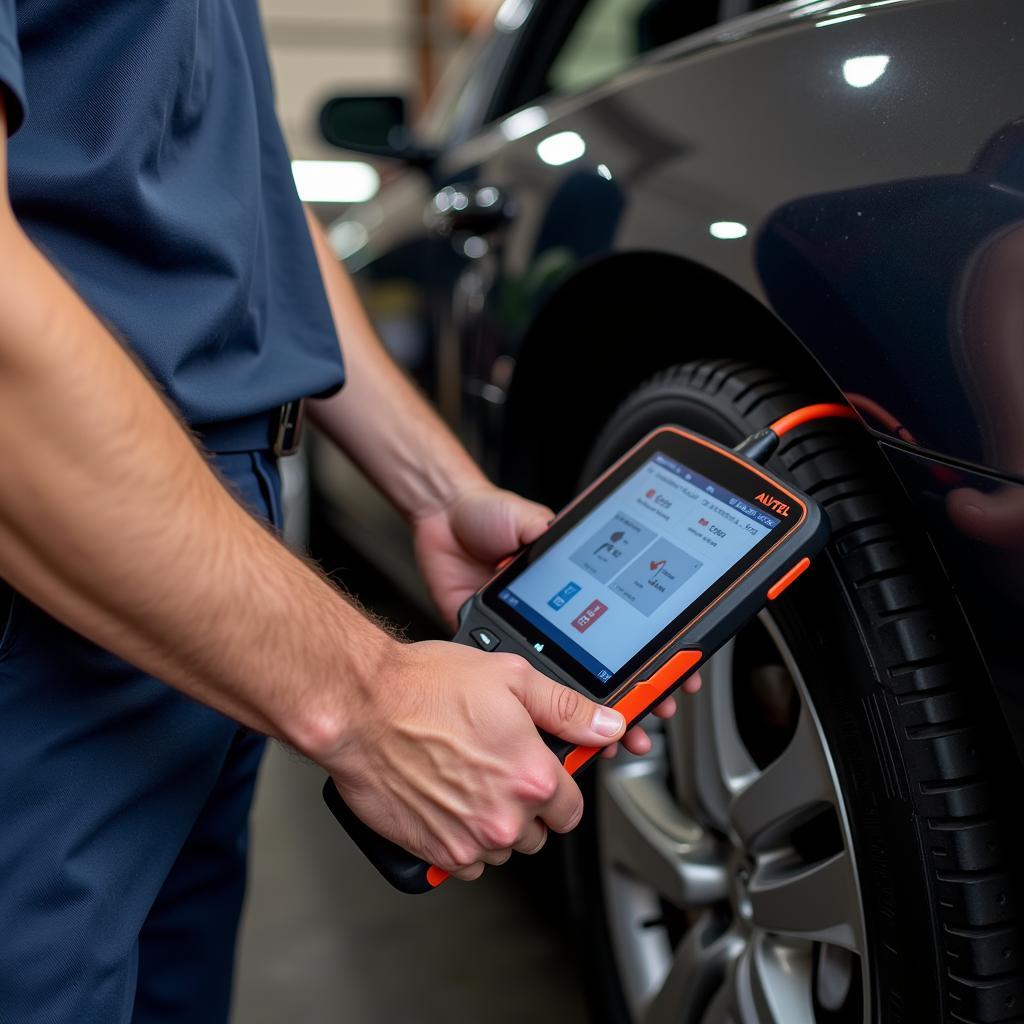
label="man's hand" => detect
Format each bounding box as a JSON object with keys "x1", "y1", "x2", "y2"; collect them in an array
[
  {"x1": 412, "y1": 483, "x2": 551, "y2": 626},
  {"x1": 412, "y1": 483, "x2": 700, "y2": 758},
  {"x1": 324, "y1": 639, "x2": 628, "y2": 881}
]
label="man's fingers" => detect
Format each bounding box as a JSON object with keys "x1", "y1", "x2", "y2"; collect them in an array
[
  {"x1": 537, "y1": 769, "x2": 585, "y2": 834},
  {"x1": 474, "y1": 820, "x2": 549, "y2": 866},
  {"x1": 451, "y1": 862, "x2": 486, "y2": 882},
  {"x1": 681, "y1": 671, "x2": 702, "y2": 695},
  {"x1": 513, "y1": 667, "x2": 625, "y2": 746},
  {"x1": 513, "y1": 819, "x2": 548, "y2": 856},
  {"x1": 653, "y1": 695, "x2": 677, "y2": 719},
  {"x1": 621, "y1": 726, "x2": 653, "y2": 756},
  {"x1": 480, "y1": 848, "x2": 513, "y2": 867}
]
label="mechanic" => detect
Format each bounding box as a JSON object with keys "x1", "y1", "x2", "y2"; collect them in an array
[{"x1": 0, "y1": 2, "x2": 695, "y2": 1022}]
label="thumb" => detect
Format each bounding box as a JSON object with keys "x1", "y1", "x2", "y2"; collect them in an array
[
  {"x1": 449, "y1": 488, "x2": 553, "y2": 563},
  {"x1": 514, "y1": 496, "x2": 555, "y2": 547},
  {"x1": 514, "y1": 671, "x2": 626, "y2": 746}
]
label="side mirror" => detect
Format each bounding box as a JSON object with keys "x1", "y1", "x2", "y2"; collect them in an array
[{"x1": 318, "y1": 95, "x2": 435, "y2": 166}]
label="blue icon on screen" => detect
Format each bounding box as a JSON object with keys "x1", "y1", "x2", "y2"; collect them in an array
[{"x1": 547, "y1": 581, "x2": 581, "y2": 611}]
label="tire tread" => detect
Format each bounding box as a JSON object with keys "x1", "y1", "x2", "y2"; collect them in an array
[{"x1": 607, "y1": 361, "x2": 1023, "y2": 1023}]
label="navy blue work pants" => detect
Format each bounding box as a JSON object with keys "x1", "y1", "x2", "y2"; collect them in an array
[{"x1": 0, "y1": 452, "x2": 282, "y2": 1024}]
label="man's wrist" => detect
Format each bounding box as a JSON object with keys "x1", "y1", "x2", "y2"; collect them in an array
[
  {"x1": 401, "y1": 457, "x2": 489, "y2": 524},
  {"x1": 283, "y1": 607, "x2": 402, "y2": 764}
]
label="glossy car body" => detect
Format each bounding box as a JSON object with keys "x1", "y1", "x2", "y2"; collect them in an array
[{"x1": 318, "y1": 0, "x2": 1024, "y2": 773}]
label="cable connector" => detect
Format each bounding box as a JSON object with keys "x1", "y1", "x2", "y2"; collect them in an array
[
  {"x1": 733, "y1": 427, "x2": 779, "y2": 464},
  {"x1": 734, "y1": 402, "x2": 858, "y2": 465}
]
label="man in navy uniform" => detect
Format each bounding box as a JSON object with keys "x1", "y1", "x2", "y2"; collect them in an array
[{"x1": 0, "y1": 2, "x2": 683, "y2": 1020}]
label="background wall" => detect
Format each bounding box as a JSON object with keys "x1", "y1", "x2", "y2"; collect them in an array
[
  {"x1": 261, "y1": 0, "x2": 414, "y2": 162},
  {"x1": 258, "y1": 0, "x2": 500, "y2": 163}
]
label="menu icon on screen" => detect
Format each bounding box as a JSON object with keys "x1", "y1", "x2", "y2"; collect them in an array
[
  {"x1": 570, "y1": 512, "x2": 657, "y2": 583},
  {"x1": 610, "y1": 539, "x2": 703, "y2": 617},
  {"x1": 572, "y1": 599, "x2": 608, "y2": 633}
]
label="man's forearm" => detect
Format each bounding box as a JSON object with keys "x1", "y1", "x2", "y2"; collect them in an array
[
  {"x1": 304, "y1": 211, "x2": 487, "y2": 521},
  {"x1": 0, "y1": 154, "x2": 389, "y2": 757}
]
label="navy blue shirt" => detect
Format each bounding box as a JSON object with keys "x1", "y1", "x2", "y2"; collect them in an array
[{"x1": 0, "y1": 0, "x2": 345, "y2": 433}]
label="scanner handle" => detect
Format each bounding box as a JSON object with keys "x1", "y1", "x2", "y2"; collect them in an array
[
  {"x1": 321, "y1": 727, "x2": 572, "y2": 895},
  {"x1": 321, "y1": 647, "x2": 702, "y2": 894}
]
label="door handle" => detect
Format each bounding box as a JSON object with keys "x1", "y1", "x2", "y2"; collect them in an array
[{"x1": 429, "y1": 184, "x2": 513, "y2": 236}]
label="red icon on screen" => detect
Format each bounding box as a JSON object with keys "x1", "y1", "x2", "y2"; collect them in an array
[
  {"x1": 646, "y1": 488, "x2": 656, "y2": 498},
  {"x1": 572, "y1": 599, "x2": 608, "y2": 633},
  {"x1": 649, "y1": 559, "x2": 668, "y2": 584}
]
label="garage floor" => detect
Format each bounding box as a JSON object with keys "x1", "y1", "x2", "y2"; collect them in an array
[
  {"x1": 230, "y1": 517, "x2": 591, "y2": 1024},
  {"x1": 231, "y1": 744, "x2": 590, "y2": 1023}
]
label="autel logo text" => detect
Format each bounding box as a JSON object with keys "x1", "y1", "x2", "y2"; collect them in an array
[{"x1": 754, "y1": 492, "x2": 790, "y2": 517}]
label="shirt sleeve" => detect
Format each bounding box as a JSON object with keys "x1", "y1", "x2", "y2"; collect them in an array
[{"x1": 0, "y1": 0, "x2": 25, "y2": 134}]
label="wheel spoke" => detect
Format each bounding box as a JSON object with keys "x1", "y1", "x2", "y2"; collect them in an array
[
  {"x1": 598, "y1": 613, "x2": 870, "y2": 1024},
  {"x1": 748, "y1": 849, "x2": 863, "y2": 952},
  {"x1": 641, "y1": 915, "x2": 743, "y2": 1024},
  {"x1": 604, "y1": 872, "x2": 674, "y2": 1015},
  {"x1": 734, "y1": 936, "x2": 815, "y2": 1024},
  {"x1": 728, "y1": 707, "x2": 834, "y2": 850},
  {"x1": 599, "y1": 752, "x2": 729, "y2": 908},
  {"x1": 702, "y1": 963, "x2": 739, "y2": 1024},
  {"x1": 665, "y1": 641, "x2": 757, "y2": 831}
]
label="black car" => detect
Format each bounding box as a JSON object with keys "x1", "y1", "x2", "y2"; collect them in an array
[{"x1": 311, "y1": 1, "x2": 1024, "y2": 1021}]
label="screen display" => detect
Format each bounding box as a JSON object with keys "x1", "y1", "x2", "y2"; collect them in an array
[{"x1": 491, "y1": 451, "x2": 783, "y2": 689}]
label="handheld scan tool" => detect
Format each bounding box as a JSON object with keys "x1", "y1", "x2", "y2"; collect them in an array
[{"x1": 324, "y1": 406, "x2": 857, "y2": 893}]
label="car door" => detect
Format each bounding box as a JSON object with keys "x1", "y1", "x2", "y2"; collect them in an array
[{"x1": 426, "y1": 0, "x2": 783, "y2": 473}]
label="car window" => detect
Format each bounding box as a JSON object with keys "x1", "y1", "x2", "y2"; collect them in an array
[
  {"x1": 546, "y1": 0, "x2": 777, "y2": 96},
  {"x1": 419, "y1": 3, "x2": 539, "y2": 148},
  {"x1": 419, "y1": 28, "x2": 505, "y2": 147}
]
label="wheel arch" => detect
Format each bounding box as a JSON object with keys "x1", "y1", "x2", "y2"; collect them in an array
[{"x1": 498, "y1": 250, "x2": 841, "y2": 506}]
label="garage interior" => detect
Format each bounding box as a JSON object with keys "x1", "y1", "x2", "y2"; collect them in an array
[{"x1": 7, "y1": 0, "x2": 1017, "y2": 1021}]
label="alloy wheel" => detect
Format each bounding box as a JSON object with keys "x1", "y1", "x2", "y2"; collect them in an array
[{"x1": 597, "y1": 613, "x2": 869, "y2": 1024}]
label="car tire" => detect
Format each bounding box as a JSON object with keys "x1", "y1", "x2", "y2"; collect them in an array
[{"x1": 563, "y1": 359, "x2": 1024, "y2": 1024}]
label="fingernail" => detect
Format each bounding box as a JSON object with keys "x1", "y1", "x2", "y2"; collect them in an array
[{"x1": 592, "y1": 707, "x2": 624, "y2": 737}]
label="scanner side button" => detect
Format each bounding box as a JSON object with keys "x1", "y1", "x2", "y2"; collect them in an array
[
  {"x1": 767, "y1": 556, "x2": 811, "y2": 600},
  {"x1": 636, "y1": 648, "x2": 703, "y2": 690},
  {"x1": 470, "y1": 628, "x2": 501, "y2": 651},
  {"x1": 618, "y1": 648, "x2": 704, "y2": 720}
]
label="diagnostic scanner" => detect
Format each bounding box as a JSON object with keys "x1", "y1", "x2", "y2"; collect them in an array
[{"x1": 324, "y1": 410, "x2": 855, "y2": 893}]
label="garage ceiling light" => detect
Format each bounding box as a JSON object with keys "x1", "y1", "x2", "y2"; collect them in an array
[
  {"x1": 709, "y1": 221, "x2": 748, "y2": 240},
  {"x1": 536, "y1": 131, "x2": 586, "y2": 167},
  {"x1": 291, "y1": 160, "x2": 380, "y2": 204},
  {"x1": 842, "y1": 54, "x2": 890, "y2": 88}
]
